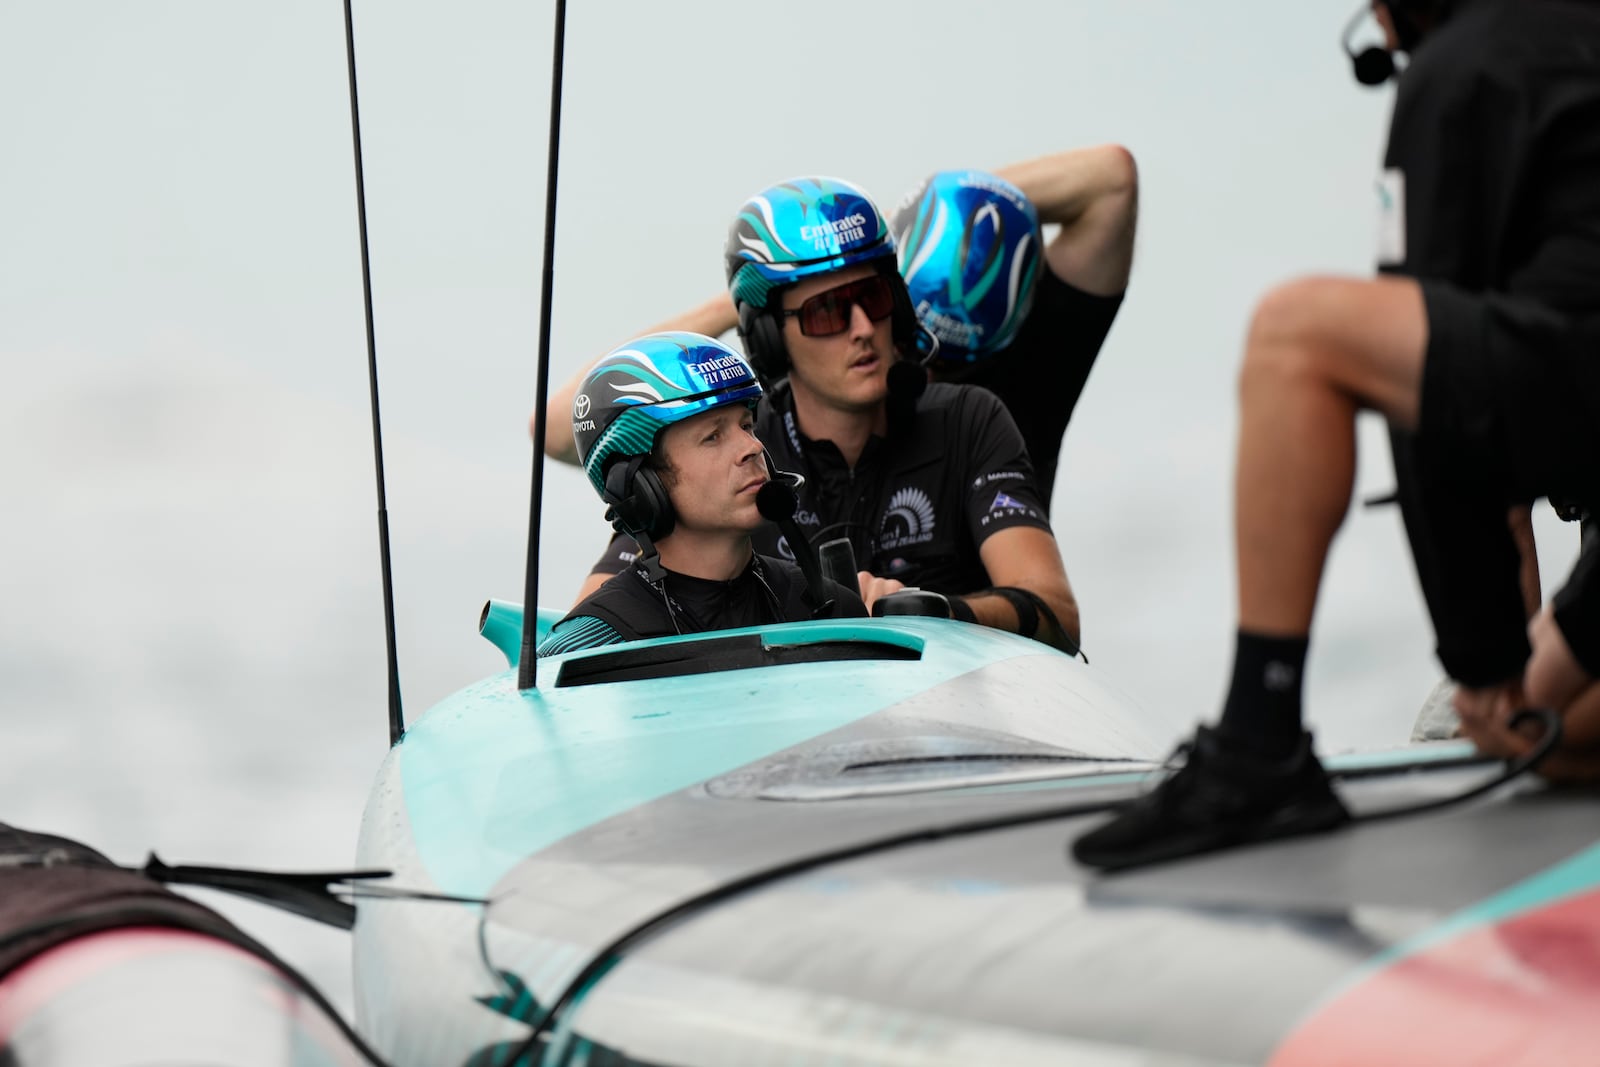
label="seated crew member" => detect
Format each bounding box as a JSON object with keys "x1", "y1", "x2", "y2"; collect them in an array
[
  {"x1": 537, "y1": 332, "x2": 865, "y2": 657},
  {"x1": 538, "y1": 145, "x2": 1138, "y2": 518},
  {"x1": 1073, "y1": 0, "x2": 1600, "y2": 870},
  {"x1": 889, "y1": 155, "x2": 1135, "y2": 514},
  {"x1": 572, "y1": 176, "x2": 1081, "y2": 652}
]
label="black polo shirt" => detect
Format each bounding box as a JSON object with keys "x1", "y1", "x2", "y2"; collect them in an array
[{"x1": 589, "y1": 380, "x2": 1053, "y2": 597}]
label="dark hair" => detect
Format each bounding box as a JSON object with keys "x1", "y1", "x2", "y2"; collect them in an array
[{"x1": 646, "y1": 440, "x2": 678, "y2": 490}]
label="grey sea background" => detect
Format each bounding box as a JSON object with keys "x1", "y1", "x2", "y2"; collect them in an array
[{"x1": 1, "y1": 0, "x2": 1583, "y2": 1017}]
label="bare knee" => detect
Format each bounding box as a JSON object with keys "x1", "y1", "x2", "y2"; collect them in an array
[
  {"x1": 1248, "y1": 275, "x2": 1350, "y2": 353},
  {"x1": 1239, "y1": 275, "x2": 1425, "y2": 425},
  {"x1": 1239, "y1": 277, "x2": 1342, "y2": 399}
]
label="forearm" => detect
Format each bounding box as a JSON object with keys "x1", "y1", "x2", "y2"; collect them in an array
[
  {"x1": 995, "y1": 145, "x2": 1137, "y2": 297},
  {"x1": 1509, "y1": 504, "x2": 1540, "y2": 619},
  {"x1": 572, "y1": 569, "x2": 610, "y2": 606},
  {"x1": 652, "y1": 291, "x2": 739, "y2": 339},
  {"x1": 994, "y1": 144, "x2": 1137, "y2": 229},
  {"x1": 1553, "y1": 528, "x2": 1600, "y2": 678}
]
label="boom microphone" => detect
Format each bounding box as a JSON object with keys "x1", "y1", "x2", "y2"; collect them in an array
[
  {"x1": 756, "y1": 475, "x2": 834, "y2": 617},
  {"x1": 886, "y1": 359, "x2": 928, "y2": 405},
  {"x1": 1350, "y1": 45, "x2": 1396, "y2": 86},
  {"x1": 1342, "y1": 3, "x2": 1397, "y2": 86},
  {"x1": 755, "y1": 478, "x2": 798, "y2": 523}
]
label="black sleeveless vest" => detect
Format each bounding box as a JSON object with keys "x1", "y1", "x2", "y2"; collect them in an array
[{"x1": 564, "y1": 554, "x2": 864, "y2": 643}]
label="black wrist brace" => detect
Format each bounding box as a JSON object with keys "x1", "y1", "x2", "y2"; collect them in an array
[{"x1": 990, "y1": 586, "x2": 1079, "y2": 657}]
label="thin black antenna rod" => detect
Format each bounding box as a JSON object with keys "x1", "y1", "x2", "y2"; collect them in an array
[
  {"x1": 518, "y1": 0, "x2": 569, "y2": 689},
  {"x1": 342, "y1": 0, "x2": 405, "y2": 744}
]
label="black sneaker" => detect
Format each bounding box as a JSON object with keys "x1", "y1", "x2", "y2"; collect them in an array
[{"x1": 1071, "y1": 726, "x2": 1350, "y2": 871}]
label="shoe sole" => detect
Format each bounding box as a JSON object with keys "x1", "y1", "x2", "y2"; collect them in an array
[{"x1": 1074, "y1": 797, "x2": 1351, "y2": 872}]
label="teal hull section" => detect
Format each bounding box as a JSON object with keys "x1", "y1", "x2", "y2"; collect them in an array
[{"x1": 399, "y1": 617, "x2": 1074, "y2": 898}]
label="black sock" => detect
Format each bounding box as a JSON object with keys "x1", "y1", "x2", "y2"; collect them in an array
[{"x1": 1216, "y1": 630, "x2": 1309, "y2": 758}]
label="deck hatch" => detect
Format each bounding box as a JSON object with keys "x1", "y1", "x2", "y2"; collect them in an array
[{"x1": 554, "y1": 634, "x2": 922, "y2": 687}]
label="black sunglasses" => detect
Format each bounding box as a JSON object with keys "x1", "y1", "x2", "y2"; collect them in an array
[{"x1": 779, "y1": 274, "x2": 896, "y2": 337}]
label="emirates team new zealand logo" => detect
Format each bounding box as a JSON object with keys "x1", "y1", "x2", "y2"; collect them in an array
[{"x1": 879, "y1": 486, "x2": 936, "y2": 551}]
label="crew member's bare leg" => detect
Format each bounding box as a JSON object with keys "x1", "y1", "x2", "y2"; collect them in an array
[
  {"x1": 1073, "y1": 274, "x2": 1432, "y2": 868},
  {"x1": 1234, "y1": 275, "x2": 1428, "y2": 635}
]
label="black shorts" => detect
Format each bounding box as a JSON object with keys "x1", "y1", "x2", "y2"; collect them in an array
[{"x1": 1417, "y1": 280, "x2": 1600, "y2": 506}]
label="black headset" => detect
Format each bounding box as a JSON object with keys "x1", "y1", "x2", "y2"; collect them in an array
[
  {"x1": 1342, "y1": 3, "x2": 1397, "y2": 86},
  {"x1": 736, "y1": 258, "x2": 921, "y2": 383},
  {"x1": 736, "y1": 298, "x2": 791, "y2": 383},
  {"x1": 1343, "y1": 0, "x2": 1451, "y2": 85},
  {"x1": 599, "y1": 418, "x2": 811, "y2": 547},
  {"x1": 601, "y1": 452, "x2": 674, "y2": 543}
]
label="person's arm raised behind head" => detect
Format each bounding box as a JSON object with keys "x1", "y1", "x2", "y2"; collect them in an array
[
  {"x1": 995, "y1": 145, "x2": 1138, "y2": 298},
  {"x1": 534, "y1": 292, "x2": 740, "y2": 464}
]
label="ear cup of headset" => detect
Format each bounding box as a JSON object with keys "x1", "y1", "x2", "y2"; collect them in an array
[
  {"x1": 630, "y1": 467, "x2": 674, "y2": 539},
  {"x1": 879, "y1": 261, "x2": 919, "y2": 358},
  {"x1": 602, "y1": 455, "x2": 676, "y2": 540},
  {"x1": 738, "y1": 302, "x2": 789, "y2": 382},
  {"x1": 1350, "y1": 45, "x2": 1395, "y2": 85}
]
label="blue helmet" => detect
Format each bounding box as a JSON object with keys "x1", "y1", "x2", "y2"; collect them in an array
[
  {"x1": 891, "y1": 170, "x2": 1041, "y2": 364},
  {"x1": 574, "y1": 332, "x2": 763, "y2": 499},
  {"x1": 725, "y1": 176, "x2": 917, "y2": 380},
  {"x1": 725, "y1": 176, "x2": 898, "y2": 310}
]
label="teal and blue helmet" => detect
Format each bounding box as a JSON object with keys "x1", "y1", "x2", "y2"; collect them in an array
[
  {"x1": 725, "y1": 176, "x2": 898, "y2": 309},
  {"x1": 725, "y1": 176, "x2": 918, "y2": 380},
  {"x1": 891, "y1": 170, "x2": 1041, "y2": 364},
  {"x1": 573, "y1": 332, "x2": 763, "y2": 498}
]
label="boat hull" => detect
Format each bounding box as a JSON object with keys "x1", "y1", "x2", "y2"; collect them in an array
[{"x1": 355, "y1": 613, "x2": 1600, "y2": 1064}]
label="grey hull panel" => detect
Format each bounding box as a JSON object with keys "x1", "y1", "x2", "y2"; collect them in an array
[{"x1": 487, "y1": 766, "x2": 1600, "y2": 1064}]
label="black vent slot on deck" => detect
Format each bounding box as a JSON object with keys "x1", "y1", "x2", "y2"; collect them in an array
[{"x1": 554, "y1": 634, "x2": 921, "y2": 687}]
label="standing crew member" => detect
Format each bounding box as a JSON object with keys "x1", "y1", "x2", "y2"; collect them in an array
[{"x1": 1074, "y1": 0, "x2": 1600, "y2": 870}]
